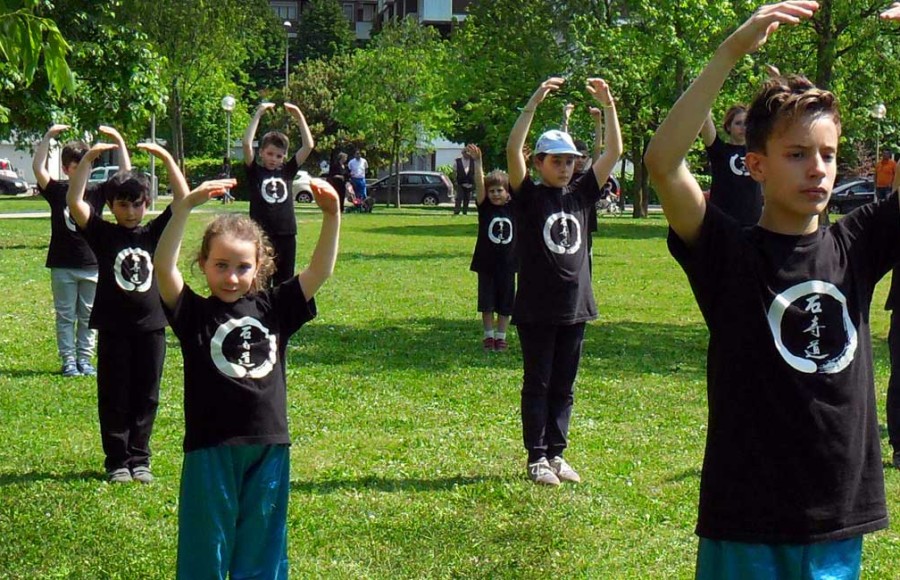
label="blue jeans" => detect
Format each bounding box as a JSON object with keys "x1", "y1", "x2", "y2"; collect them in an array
[
  {"x1": 351, "y1": 177, "x2": 367, "y2": 200},
  {"x1": 696, "y1": 536, "x2": 862, "y2": 580},
  {"x1": 177, "y1": 444, "x2": 290, "y2": 579},
  {"x1": 50, "y1": 267, "x2": 98, "y2": 363}
]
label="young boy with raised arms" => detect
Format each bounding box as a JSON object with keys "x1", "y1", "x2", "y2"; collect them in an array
[
  {"x1": 506, "y1": 76, "x2": 622, "y2": 486},
  {"x1": 645, "y1": 2, "x2": 900, "y2": 576}
]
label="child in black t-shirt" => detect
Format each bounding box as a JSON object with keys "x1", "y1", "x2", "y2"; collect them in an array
[
  {"x1": 32, "y1": 124, "x2": 129, "y2": 377},
  {"x1": 506, "y1": 77, "x2": 622, "y2": 486},
  {"x1": 153, "y1": 164, "x2": 339, "y2": 578},
  {"x1": 467, "y1": 144, "x2": 515, "y2": 352},
  {"x1": 67, "y1": 141, "x2": 183, "y2": 484},
  {"x1": 645, "y1": 2, "x2": 900, "y2": 577},
  {"x1": 242, "y1": 102, "x2": 315, "y2": 286}
]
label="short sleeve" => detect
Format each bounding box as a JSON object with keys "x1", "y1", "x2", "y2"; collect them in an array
[
  {"x1": 283, "y1": 156, "x2": 300, "y2": 182},
  {"x1": 271, "y1": 276, "x2": 317, "y2": 337},
  {"x1": 146, "y1": 206, "x2": 173, "y2": 244},
  {"x1": 164, "y1": 284, "x2": 200, "y2": 339}
]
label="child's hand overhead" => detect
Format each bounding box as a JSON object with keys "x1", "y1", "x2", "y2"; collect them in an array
[
  {"x1": 722, "y1": 1, "x2": 818, "y2": 58},
  {"x1": 186, "y1": 179, "x2": 238, "y2": 208},
  {"x1": 255, "y1": 102, "x2": 276, "y2": 116},
  {"x1": 136, "y1": 142, "x2": 173, "y2": 160},
  {"x1": 283, "y1": 102, "x2": 302, "y2": 116},
  {"x1": 98, "y1": 125, "x2": 124, "y2": 140},
  {"x1": 87, "y1": 143, "x2": 119, "y2": 158},
  {"x1": 466, "y1": 144, "x2": 482, "y2": 160},
  {"x1": 528, "y1": 77, "x2": 565, "y2": 107},
  {"x1": 310, "y1": 178, "x2": 340, "y2": 215},
  {"x1": 588, "y1": 106, "x2": 603, "y2": 121},
  {"x1": 46, "y1": 124, "x2": 70, "y2": 138},
  {"x1": 586, "y1": 78, "x2": 614, "y2": 107}
]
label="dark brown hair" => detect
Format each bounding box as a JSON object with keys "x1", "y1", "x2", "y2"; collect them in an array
[
  {"x1": 260, "y1": 131, "x2": 289, "y2": 153},
  {"x1": 197, "y1": 214, "x2": 275, "y2": 294},
  {"x1": 723, "y1": 105, "x2": 747, "y2": 135},
  {"x1": 484, "y1": 169, "x2": 509, "y2": 191},
  {"x1": 103, "y1": 170, "x2": 151, "y2": 206},
  {"x1": 746, "y1": 75, "x2": 840, "y2": 153},
  {"x1": 61, "y1": 141, "x2": 89, "y2": 167}
]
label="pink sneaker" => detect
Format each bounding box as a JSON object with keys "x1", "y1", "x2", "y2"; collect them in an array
[
  {"x1": 483, "y1": 337, "x2": 495, "y2": 352},
  {"x1": 494, "y1": 338, "x2": 508, "y2": 352}
]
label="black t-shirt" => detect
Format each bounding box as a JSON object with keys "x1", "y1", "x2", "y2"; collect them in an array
[
  {"x1": 570, "y1": 169, "x2": 599, "y2": 234},
  {"x1": 246, "y1": 157, "x2": 299, "y2": 236},
  {"x1": 39, "y1": 179, "x2": 105, "y2": 269},
  {"x1": 165, "y1": 277, "x2": 316, "y2": 452},
  {"x1": 668, "y1": 199, "x2": 900, "y2": 543},
  {"x1": 81, "y1": 206, "x2": 172, "y2": 332},
  {"x1": 510, "y1": 172, "x2": 600, "y2": 325},
  {"x1": 470, "y1": 198, "x2": 516, "y2": 274},
  {"x1": 706, "y1": 135, "x2": 763, "y2": 226}
]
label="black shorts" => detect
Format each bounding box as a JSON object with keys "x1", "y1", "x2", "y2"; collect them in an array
[{"x1": 477, "y1": 269, "x2": 515, "y2": 315}]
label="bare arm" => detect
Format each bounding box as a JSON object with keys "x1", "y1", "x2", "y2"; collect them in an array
[
  {"x1": 67, "y1": 144, "x2": 117, "y2": 229},
  {"x1": 468, "y1": 144, "x2": 485, "y2": 205},
  {"x1": 154, "y1": 179, "x2": 236, "y2": 309},
  {"x1": 700, "y1": 114, "x2": 717, "y2": 148},
  {"x1": 137, "y1": 143, "x2": 189, "y2": 203},
  {"x1": 284, "y1": 103, "x2": 314, "y2": 165},
  {"x1": 33, "y1": 124, "x2": 69, "y2": 189},
  {"x1": 589, "y1": 107, "x2": 603, "y2": 162},
  {"x1": 98, "y1": 126, "x2": 131, "y2": 171},
  {"x1": 561, "y1": 103, "x2": 574, "y2": 133},
  {"x1": 644, "y1": 1, "x2": 818, "y2": 245},
  {"x1": 586, "y1": 79, "x2": 623, "y2": 187},
  {"x1": 242, "y1": 103, "x2": 275, "y2": 166},
  {"x1": 506, "y1": 77, "x2": 565, "y2": 191},
  {"x1": 297, "y1": 178, "x2": 340, "y2": 299}
]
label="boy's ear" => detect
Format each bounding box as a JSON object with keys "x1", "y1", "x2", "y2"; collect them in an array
[{"x1": 744, "y1": 151, "x2": 765, "y2": 184}]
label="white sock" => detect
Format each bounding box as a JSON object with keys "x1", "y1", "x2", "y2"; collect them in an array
[
  {"x1": 484, "y1": 329, "x2": 494, "y2": 339},
  {"x1": 495, "y1": 332, "x2": 506, "y2": 340}
]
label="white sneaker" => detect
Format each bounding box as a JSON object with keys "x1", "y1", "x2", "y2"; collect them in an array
[
  {"x1": 527, "y1": 458, "x2": 560, "y2": 486},
  {"x1": 548, "y1": 456, "x2": 581, "y2": 483}
]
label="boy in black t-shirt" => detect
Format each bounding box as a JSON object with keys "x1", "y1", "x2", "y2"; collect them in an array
[
  {"x1": 32, "y1": 124, "x2": 129, "y2": 377},
  {"x1": 506, "y1": 76, "x2": 622, "y2": 486},
  {"x1": 467, "y1": 144, "x2": 515, "y2": 352},
  {"x1": 67, "y1": 140, "x2": 184, "y2": 484},
  {"x1": 645, "y1": 2, "x2": 899, "y2": 577},
  {"x1": 242, "y1": 102, "x2": 315, "y2": 286}
]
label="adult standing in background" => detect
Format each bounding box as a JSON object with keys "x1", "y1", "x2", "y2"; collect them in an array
[
  {"x1": 348, "y1": 150, "x2": 368, "y2": 201},
  {"x1": 875, "y1": 150, "x2": 896, "y2": 202},
  {"x1": 454, "y1": 148, "x2": 475, "y2": 215}
]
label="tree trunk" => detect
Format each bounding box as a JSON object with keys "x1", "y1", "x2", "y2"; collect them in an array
[
  {"x1": 630, "y1": 127, "x2": 648, "y2": 218},
  {"x1": 814, "y1": 0, "x2": 835, "y2": 90},
  {"x1": 392, "y1": 120, "x2": 402, "y2": 208}
]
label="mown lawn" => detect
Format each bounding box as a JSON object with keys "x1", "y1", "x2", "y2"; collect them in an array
[{"x1": 1, "y1": 203, "x2": 899, "y2": 578}]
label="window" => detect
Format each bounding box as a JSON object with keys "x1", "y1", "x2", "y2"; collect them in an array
[
  {"x1": 89, "y1": 169, "x2": 106, "y2": 181},
  {"x1": 360, "y1": 3, "x2": 375, "y2": 22},
  {"x1": 342, "y1": 3, "x2": 354, "y2": 21},
  {"x1": 406, "y1": 174, "x2": 424, "y2": 185},
  {"x1": 271, "y1": 3, "x2": 297, "y2": 21}
]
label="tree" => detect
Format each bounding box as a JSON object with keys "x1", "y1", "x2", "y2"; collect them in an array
[
  {"x1": 335, "y1": 19, "x2": 453, "y2": 207},
  {"x1": 295, "y1": 0, "x2": 356, "y2": 63}
]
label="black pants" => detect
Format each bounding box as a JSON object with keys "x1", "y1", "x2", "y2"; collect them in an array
[
  {"x1": 97, "y1": 329, "x2": 165, "y2": 471},
  {"x1": 888, "y1": 310, "x2": 900, "y2": 451},
  {"x1": 454, "y1": 186, "x2": 472, "y2": 215},
  {"x1": 270, "y1": 234, "x2": 296, "y2": 286},
  {"x1": 518, "y1": 322, "x2": 585, "y2": 463}
]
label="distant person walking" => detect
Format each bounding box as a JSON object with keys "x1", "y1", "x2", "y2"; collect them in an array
[
  {"x1": 454, "y1": 148, "x2": 475, "y2": 215},
  {"x1": 348, "y1": 150, "x2": 368, "y2": 201},
  {"x1": 876, "y1": 150, "x2": 896, "y2": 202}
]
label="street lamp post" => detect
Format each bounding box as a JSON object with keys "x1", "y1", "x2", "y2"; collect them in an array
[
  {"x1": 221, "y1": 95, "x2": 236, "y2": 177},
  {"x1": 873, "y1": 102, "x2": 887, "y2": 171},
  {"x1": 283, "y1": 20, "x2": 292, "y2": 92}
]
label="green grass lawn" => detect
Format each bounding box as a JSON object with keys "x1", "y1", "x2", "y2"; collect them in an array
[{"x1": 1, "y1": 205, "x2": 899, "y2": 578}]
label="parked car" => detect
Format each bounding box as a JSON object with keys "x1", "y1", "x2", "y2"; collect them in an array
[
  {"x1": 828, "y1": 178, "x2": 875, "y2": 214},
  {"x1": 90, "y1": 165, "x2": 161, "y2": 194},
  {"x1": 368, "y1": 171, "x2": 454, "y2": 206},
  {"x1": 0, "y1": 173, "x2": 29, "y2": 194},
  {"x1": 292, "y1": 170, "x2": 314, "y2": 202}
]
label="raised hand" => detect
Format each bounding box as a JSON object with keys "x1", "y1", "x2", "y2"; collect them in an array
[
  {"x1": 722, "y1": 1, "x2": 818, "y2": 58},
  {"x1": 255, "y1": 102, "x2": 276, "y2": 116},
  {"x1": 87, "y1": 143, "x2": 119, "y2": 158},
  {"x1": 465, "y1": 144, "x2": 482, "y2": 160},
  {"x1": 310, "y1": 178, "x2": 340, "y2": 215},
  {"x1": 882, "y1": 2, "x2": 900, "y2": 19},
  {"x1": 589, "y1": 106, "x2": 603, "y2": 122},
  {"x1": 586, "y1": 78, "x2": 614, "y2": 107},
  {"x1": 136, "y1": 142, "x2": 174, "y2": 162},
  {"x1": 98, "y1": 125, "x2": 123, "y2": 140},
  {"x1": 46, "y1": 124, "x2": 70, "y2": 138},
  {"x1": 186, "y1": 179, "x2": 237, "y2": 208},
  {"x1": 527, "y1": 77, "x2": 565, "y2": 108},
  {"x1": 283, "y1": 102, "x2": 302, "y2": 116}
]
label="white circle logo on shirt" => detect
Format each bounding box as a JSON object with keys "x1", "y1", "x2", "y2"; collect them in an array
[
  {"x1": 543, "y1": 212, "x2": 581, "y2": 255},
  {"x1": 261, "y1": 177, "x2": 289, "y2": 204},
  {"x1": 729, "y1": 153, "x2": 750, "y2": 177},
  {"x1": 64, "y1": 206, "x2": 78, "y2": 233},
  {"x1": 113, "y1": 248, "x2": 153, "y2": 292},
  {"x1": 488, "y1": 217, "x2": 513, "y2": 245},
  {"x1": 767, "y1": 280, "x2": 857, "y2": 374},
  {"x1": 210, "y1": 316, "x2": 277, "y2": 379}
]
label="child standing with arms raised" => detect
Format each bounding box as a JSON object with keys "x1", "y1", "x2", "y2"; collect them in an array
[
  {"x1": 507, "y1": 76, "x2": 622, "y2": 486},
  {"x1": 646, "y1": 2, "x2": 900, "y2": 576},
  {"x1": 467, "y1": 144, "x2": 515, "y2": 352},
  {"x1": 243, "y1": 102, "x2": 315, "y2": 285},
  {"x1": 33, "y1": 124, "x2": 130, "y2": 377},
  {"x1": 153, "y1": 161, "x2": 339, "y2": 576}
]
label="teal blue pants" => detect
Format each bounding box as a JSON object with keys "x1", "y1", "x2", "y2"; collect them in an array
[
  {"x1": 176, "y1": 444, "x2": 290, "y2": 579},
  {"x1": 696, "y1": 536, "x2": 862, "y2": 580}
]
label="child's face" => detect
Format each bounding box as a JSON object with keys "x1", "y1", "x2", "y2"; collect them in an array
[
  {"x1": 260, "y1": 145, "x2": 287, "y2": 171},
  {"x1": 61, "y1": 162, "x2": 79, "y2": 177},
  {"x1": 487, "y1": 184, "x2": 509, "y2": 205},
  {"x1": 747, "y1": 114, "x2": 838, "y2": 231},
  {"x1": 534, "y1": 154, "x2": 578, "y2": 188},
  {"x1": 200, "y1": 235, "x2": 259, "y2": 303},
  {"x1": 727, "y1": 112, "x2": 748, "y2": 144},
  {"x1": 108, "y1": 198, "x2": 148, "y2": 229}
]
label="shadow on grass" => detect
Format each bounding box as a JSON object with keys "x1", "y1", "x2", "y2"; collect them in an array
[
  {"x1": 664, "y1": 468, "x2": 702, "y2": 482},
  {"x1": 339, "y1": 251, "x2": 471, "y2": 262},
  {"x1": 0, "y1": 369, "x2": 60, "y2": 379},
  {"x1": 288, "y1": 317, "x2": 708, "y2": 379},
  {"x1": 595, "y1": 218, "x2": 669, "y2": 241},
  {"x1": 362, "y1": 223, "x2": 476, "y2": 238},
  {"x1": 290, "y1": 474, "x2": 501, "y2": 495},
  {"x1": 0, "y1": 470, "x2": 105, "y2": 486},
  {"x1": 0, "y1": 243, "x2": 48, "y2": 250}
]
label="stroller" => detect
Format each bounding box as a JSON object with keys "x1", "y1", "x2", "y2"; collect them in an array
[
  {"x1": 341, "y1": 179, "x2": 374, "y2": 213},
  {"x1": 596, "y1": 175, "x2": 622, "y2": 215}
]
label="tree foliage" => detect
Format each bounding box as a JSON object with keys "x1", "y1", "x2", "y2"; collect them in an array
[{"x1": 296, "y1": 0, "x2": 356, "y2": 63}]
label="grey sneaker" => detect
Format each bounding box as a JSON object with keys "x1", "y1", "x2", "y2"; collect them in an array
[
  {"x1": 527, "y1": 458, "x2": 561, "y2": 486},
  {"x1": 61, "y1": 359, "x2": 80, "y2": 377},
  {"x1": 548, "y1": 456, "x2": 582, "y2": 483},
  {"x1": 108, "y1": 467, "x2": 132, "y2": 483},
  {"x1": 77, "y1": 359, "x2": 96, "y2": 376},
  {"x1": 131, "y1": 465, "x2": 153, "y2": 484}
]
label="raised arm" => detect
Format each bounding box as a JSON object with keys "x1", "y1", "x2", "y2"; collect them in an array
[
  {"x1": 297, "y1": 178, "x2": 340, "y2": 299},
  {"x1": 67, "y1": 143, "x2": 117, "y2": 229},
  {"x1": 98, "y1": 126, "x2": 131, "y2": 171},
  {"x1": 506, "y1": 77, "x2": 565, "y2": 191},
  {"x1": 468, "y1": 144, "x2": 486, "y2": 205},
  {"x1": 644, "y1": 1, "x2": 818, "y2": 245},
  {"x1": 586, "y1": 78, "x2": 623, "y2": 187},
  {"x1": 700, "y1": 114, "x2": 717, "y2": 148},
  {"x1": 589, "y1": 107, "x2": 603, "y2": 162},
  {"x1": 33, "y1": 124, "x2": 69, "y2": 189},
  {"x1": 154, "y1": 179, "x2": 236, "y2": 309},
  {"x1": 242, "y1": 103, "x2": 275, "y2": 166},
  {"x1": 137, "y1": 143, "x2": 189, "y2": 203},
  {"x1": 284, "y1": 103, "x2": 314, "y2": 165},
  {"x1": 561, "y1": 103, "x2": 575, "y2": 133}
]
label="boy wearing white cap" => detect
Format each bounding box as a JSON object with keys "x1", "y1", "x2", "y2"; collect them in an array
[{"x1": 506, "y1": 77, "x2": 622, "y2": 485}]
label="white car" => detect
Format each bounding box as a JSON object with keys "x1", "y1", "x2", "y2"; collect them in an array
[{"x1": 292, "y1": 170, "x2": 314, "y2": 202}]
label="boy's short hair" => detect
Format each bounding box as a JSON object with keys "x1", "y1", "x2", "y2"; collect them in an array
[
  {"x1": 103, "y1": 170, "x2": 151, "y2": 206},
  {"x1": 484, "y1": 169, "x2": 509, "y2": 191},
  {"x1": 746, "y1": 75, "x2": 840, "y2": 153},
  {"x1": 260, "y1": 131, "x2": 289, "y2": 153},
  {"x1": 722, "y1": 105, "x2": 747, "y2": 135},
  {"x1": 572, "y1": 139, "x2": 589, "y2": 155},
  {"x1": 61, "y1": 141, "x2": 89, "y2": 167}
]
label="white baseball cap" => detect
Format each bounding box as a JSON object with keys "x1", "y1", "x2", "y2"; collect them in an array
[{"x1": 535, "y1": 130, "x2": 583, "y2": 156}]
